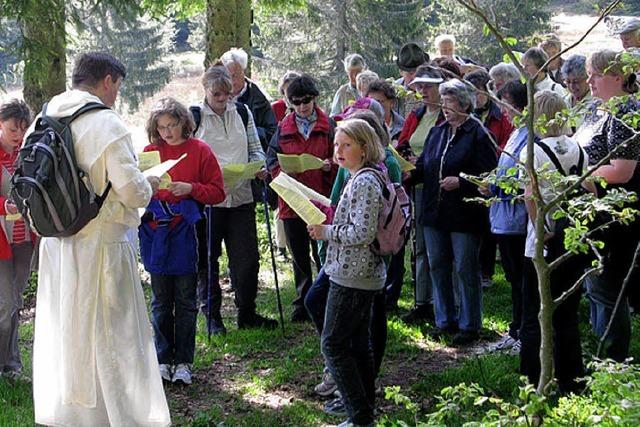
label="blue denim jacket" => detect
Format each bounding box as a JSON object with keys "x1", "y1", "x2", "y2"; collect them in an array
[{"x1": 489, "y1": 127, "x2": 529, "y2": 235}]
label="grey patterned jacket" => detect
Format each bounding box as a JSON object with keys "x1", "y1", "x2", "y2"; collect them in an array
[{"x1": 322, "y1": 169, "x2": 387, "y2": 290}]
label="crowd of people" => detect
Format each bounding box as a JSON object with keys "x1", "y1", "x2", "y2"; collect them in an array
[{"x1": 2, "y1": 17, "x2": 640, "y2": 427}]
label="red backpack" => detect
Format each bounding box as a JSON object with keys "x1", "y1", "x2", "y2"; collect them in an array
[{"x1": 354, "y1": 167, "x2": 413, "y2": 256}]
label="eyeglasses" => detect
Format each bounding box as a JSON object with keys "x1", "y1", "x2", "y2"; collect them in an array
[
  {"x1": 157, "y1": 122, "x2": 181, "y2": 132},
  {"x1": 290, "y1": 96, "x2": 315, "y2": 106}
]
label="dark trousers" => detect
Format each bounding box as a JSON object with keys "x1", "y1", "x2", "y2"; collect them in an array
[
  {"x1": 480, "y1": 225, "x2": 497, "y2": 280},
  {"x1": 151, "y1": 273, "x2": 198, "y2": 364},
  {"x1": 283, "y1": 217, "x2": 319, "y2": 311},
  {"x1": 519, "y1": 257, "x2": 584, "y2": 391},
  {"x1": 197, "y1": 203, "x2": 260, "y2": 319},
  {"x1": 496, "y1": 234, "x2": 526, "y2": 340},
  {"x1": 322, "y1": 282, "x2": 376, "y2": 425},
  {"x1": 305, "y1": 269, "x2": 388, "y2": 376},
  {"x1": 384, "y1": 245, "x2": 406, "y2": 308}
]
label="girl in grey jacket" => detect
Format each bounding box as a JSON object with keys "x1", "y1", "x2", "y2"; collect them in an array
[{"x1": 308, "y1": 118, "x2": 385, "y2": 427}]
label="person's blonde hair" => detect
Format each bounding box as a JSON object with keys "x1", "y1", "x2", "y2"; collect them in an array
[
  {"x1": 335, "y1": 118, "x2": 385, "y2": 165},
  {"x1": 533, "y1": 90, "x2": 570, "y2": 138},
  {"x1": 587, "y1": 49, "x2": 638, "y2": 94},
  {"x1": 146, "y1": 97, "x2": 195, "y2": 144}
]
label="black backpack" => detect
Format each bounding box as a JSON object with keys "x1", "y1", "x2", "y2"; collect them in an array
[{"x1": 11, "y1": 102, "x2": 112, "y2": 237}]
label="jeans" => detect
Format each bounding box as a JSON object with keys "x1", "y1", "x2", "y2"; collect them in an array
[
  {"x1": 151, "y1": 273, "x2": 198, "y2": 364},
  {"x1": 520, "y1": 257, "x2": 584, "y2": 391},
  {"x1": 197, "y1": 203, "x2": 260, "y2": 319},
  {"x1": 322, "y1": 282, "x2": 376, "y2": 425},
  {"x1": 283, "y1": 217, "x2": 320, "y2": 312},
  {"x1": 413, "y1": 189, "x2": 433, "y2": 306},
  {"x1": 0, "y1": 243, "x2": 33, "y2": 373},
  {"x1": 496, "y1": 234, "x2": 526, "y2": 340},
  {"x1": 584, "y1": 222, "x2": 636, "y2": 361},
  {"x1": 305, "y1": 269, "x2": 388, "y2": 376},
  {"x1": 585, "y1": 274, "x2": 631, "y2": 362},
  {"x1": 424, "y1": 227, "x2": 483, "y2": 332}
]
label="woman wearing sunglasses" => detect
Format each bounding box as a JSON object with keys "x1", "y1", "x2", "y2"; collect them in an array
[{"x1": 267, "y1": 75, "x2": 337, "y2": 323}]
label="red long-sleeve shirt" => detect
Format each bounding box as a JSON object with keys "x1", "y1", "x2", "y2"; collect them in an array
[{"x1": 143, "y1": 137, "x2": 225, "y2": 206}]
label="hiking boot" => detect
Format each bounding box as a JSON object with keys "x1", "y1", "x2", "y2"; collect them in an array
[
  {"x1": 205, "y1": 313, "x2": 227, "y2": 335},
  {"x1": 508, "y1": 339, "x2": 521, "y2": 356},
  {"x1": 314, "y1": 367, "x2": 337, "y2": 397},
  {"x1": 489, "y1": 334, "x2": 517, "y2": 352},
  {"x1": 324, "y1": 397, "x2": 347, "y2": 417},
  {"x1": 452, "y1": 330, "x2": 480, "y2": 346},
  {"x1": 291, "y1": 307, "x2": 311, "y2": 323},
  {"x1": 159, "y1": 364, "x2": 172, "y2": 382},
  {"x1": 401, "y1": 304, "x2": 434, "y2": 324},
  {"x1": 238, "y1": 312, "x2": 278, "y2": 330},
  {"x1": 1, "y1": 370, "x2": 31, "y2": 383},
  {"x1": 172, "y1": 363, "x2": 192, "y2": 385}
]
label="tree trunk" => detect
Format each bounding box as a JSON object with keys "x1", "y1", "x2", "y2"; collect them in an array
[
  {"x1": 204, "y1": 0, "x2": 237, "y2": 69},
  {"x1": 334, "y1": 0, "x2": 347, "y2": 71},
  {"x1": 235, "y1": 0, "x2": 252, "y2": 76},
  {"x1": 20, "y1": 0, "x2": 66, "y2": 113}
]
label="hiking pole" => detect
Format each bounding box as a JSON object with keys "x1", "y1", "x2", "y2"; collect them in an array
[
  {"x1": 206, "y1": 204, "x2": 214, "y2": 344},
  {"x1": 262, "y1": 180, "x2": 286, "y2": 337},
  {"x1": 410, "y1": 186, "x2": 417, "y2": 308}
]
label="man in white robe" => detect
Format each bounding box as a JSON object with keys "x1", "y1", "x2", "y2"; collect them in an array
[{"x1": 31, "y1": 52, "x2": 171, "y2": 426}]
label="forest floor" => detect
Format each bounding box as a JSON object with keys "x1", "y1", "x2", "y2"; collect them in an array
[{"x1": 0, "y1": 8, "x2": 638, "y2": 427}]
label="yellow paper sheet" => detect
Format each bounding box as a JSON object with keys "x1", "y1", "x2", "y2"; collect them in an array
[
  {"x1": 222, "y1": 161, "x2": 264, "y2": 188},
  {"x1": 274, "y1": 172, "x2": 331, "y2": 207},
  {"x1": 142, "y1": 153, "x2": 185, "y2": 190},
  {"x1": 389, "y1": 145, "x2": 415, "y2": 173},
  {"x1": 138, "y1": 151, "x2": 161, "y2": 172},
  {"x1": 6, "y1": 213, "x2": 21, "y2": 221},
  {"x1": 269, "y1": 172, "x2": 329, "y2": 225},
  {"x1": 277, "y1": 153, "x2": 324, "y2": 174}
]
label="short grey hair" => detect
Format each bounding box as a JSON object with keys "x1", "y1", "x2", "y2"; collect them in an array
[
  {"x1": 439, "y1": 78, "x2": 476, "y2": 113},
  {"x1": 343, "y1": 53, "x2": 366, "y2": 72},
  {"x1": 278, "y1": 70, "x2": 301, "y2": 95},
  {"x1": 489, "y1": 62, "x2": 520, "y2": 84},
  {"x1": 356, "y1": 70, "x2": 379, "y2": 94},
  {"x1": 202, "y1": 65, "x2": 233, "y2": 93},
  {"x1": 221, "y1": 48, "x2": 249, "y2": 70},
  {"x1": 561, "y1": 54, "x2": 587, "y2": 81},
  {"x1": 522, "y1": 47, "x2": 548, "y2": 69},
  {"x1": 434, "y1": 34, "x2": 456, "y2": 48}
]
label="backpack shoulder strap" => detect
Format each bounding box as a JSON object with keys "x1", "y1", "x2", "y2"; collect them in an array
[
  {"x1": 534, "y1": 139, "x2": 567, "y2": 176},
  {"x1": 190, "y1": 105, "x2": 202, "y2": 133},
  {"x1": 234, "y1": 102, "x2": 249, "y2": 131}
]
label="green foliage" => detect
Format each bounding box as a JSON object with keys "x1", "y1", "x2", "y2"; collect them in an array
[
  {"x1": 0, "y1": 18, "x2": 22, "y2": 87},
  {"x1": 67, "y1": 4, "x2": 173, "y2": 112},
  {"x1": 424, "y1": 0, "x2": 551, "y2": 66}
]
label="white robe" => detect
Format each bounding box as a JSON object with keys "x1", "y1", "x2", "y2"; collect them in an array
[{"x1": 32, "y1": 90, "x2": 171, "y2": 426}]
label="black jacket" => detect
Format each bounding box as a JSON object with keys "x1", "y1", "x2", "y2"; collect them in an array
[
  {"x1": 237, "y1": 78, "x2": 278, "y2": 151},
  {"x1": 415, "y1": 118, "x2": 497, "y2": 233}
]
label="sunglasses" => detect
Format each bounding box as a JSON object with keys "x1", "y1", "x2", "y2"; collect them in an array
[{"x1": 290, "y1": 96, "x2": 314, "y2": 106}]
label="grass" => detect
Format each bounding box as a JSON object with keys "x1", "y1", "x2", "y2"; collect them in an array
[{"x1": 3, "y1": 217, "x2": 640, "y2": 426}]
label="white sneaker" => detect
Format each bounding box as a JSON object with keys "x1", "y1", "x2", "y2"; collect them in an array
[
  {"x1": 159, "y1": 364, "x2": 172, "y2": 382},
  {"x1": 508, "y1": 339, "x2": 521, "y2": 356},
  {"x1": 172, "y1": 363, "x2": 192, "y2": 385}
]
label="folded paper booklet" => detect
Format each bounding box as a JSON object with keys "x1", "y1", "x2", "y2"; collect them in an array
[
  {"x1": 222, "y1": 161, "x2": 264, "y2": 188},
  {"x1": 389, "y1": 145, "x2": 416, "y2": 172},
  {"x1": 139, "y1": 151, "x2": 183, "y2": 190},
  {"x1": 269, "y1": 172, "x2": 330, "y2": 225},
  {"x1": 1, "y1": 166, "x2": 20, "y2": 221},
  {"x1": 277, "y1": 153, "x2": 324, "y2": 174}
]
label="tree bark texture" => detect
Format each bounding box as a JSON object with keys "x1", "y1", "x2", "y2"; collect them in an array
[
  {"x1": 20, "y1": 0, "x2": 66, "y2": 113},
  {"x1": 204, "y1": 0, "x2": 253, "y2": 74},
  {"x1": 204, "y1": 0, "x2": 237, "y2": 68},
  {"x1": 334, "y1": 0, "x2": 347, "y2": 72}
]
